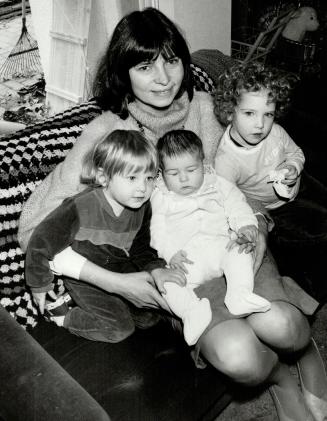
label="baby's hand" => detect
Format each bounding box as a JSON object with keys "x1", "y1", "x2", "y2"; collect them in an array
[
  {"x1": 238, "y1": 224, "x2": 258, "y2": 244},
  {"x1": 169, "y1": 250, "x2": 194, "y2": 273},
  {"x1": 151, "y1": 267, "x2": 187, "y2": 294},
  {"x1": 226, "y1": 225, "x2": 257, "y2": 253}
]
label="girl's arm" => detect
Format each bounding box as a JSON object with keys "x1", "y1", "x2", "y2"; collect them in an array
[
  {"x1": 279, "y1": 125, "x2": 305, "y2": 174},
  {"x1": 50, "y1": 202, "x2": 171, "y2": 311},
  {"x1": 25, "y1": 198, "x2": 79, "y2": 292}
]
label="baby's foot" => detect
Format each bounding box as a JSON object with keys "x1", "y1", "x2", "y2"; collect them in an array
[
  {"x1": 183, "y1": 298, "x2": 212, "y2": 346},
  {"x1": 224, "y1": 291, "x2": 271, "y2": 316}
]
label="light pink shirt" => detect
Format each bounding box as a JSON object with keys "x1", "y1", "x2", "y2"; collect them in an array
[{"x1": 215, "y1": 123, "x2": 305, "y2": 209}]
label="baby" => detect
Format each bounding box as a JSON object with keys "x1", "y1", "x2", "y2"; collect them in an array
[{"x1": 150, "y1": 129, "x2": 271, "y2": 346}]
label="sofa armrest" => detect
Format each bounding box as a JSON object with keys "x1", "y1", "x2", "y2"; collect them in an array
[{"x1": 0, "y1": 305, "x2": 110, "y2": 421}]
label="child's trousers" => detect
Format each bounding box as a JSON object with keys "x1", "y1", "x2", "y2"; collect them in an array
[{"x1": 63, "y1": 277, "x2": 162, "y2": 343}]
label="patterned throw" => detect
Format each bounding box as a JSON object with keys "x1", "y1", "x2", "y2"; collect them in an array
[{"x1": 0, "y1": 61, "x2": 216, "y2": 329}]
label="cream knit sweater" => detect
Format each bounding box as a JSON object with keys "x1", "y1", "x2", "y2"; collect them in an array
[{"x1": 18, "y1": 91, "x2": 224, "y2": 250}]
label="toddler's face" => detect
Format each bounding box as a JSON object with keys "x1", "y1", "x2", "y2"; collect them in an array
[
  {"x1": 102, "y1": 157, "x2": 156, "y2": 215},
  {"x1": 230, "y1": 89, "x2": 276, "y2": 146},
  {"x1": 162, "y1": 152, "x2": 204, "y2": 196}
]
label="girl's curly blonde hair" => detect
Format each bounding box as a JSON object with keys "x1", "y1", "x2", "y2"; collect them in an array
[{"x1": 213, "y1": 61, "x2": 298, "y2": 126}]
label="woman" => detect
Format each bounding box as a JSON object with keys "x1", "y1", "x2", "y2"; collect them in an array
[{"x1": 19, "y1": 8, "x2": 326, "y2": 420}]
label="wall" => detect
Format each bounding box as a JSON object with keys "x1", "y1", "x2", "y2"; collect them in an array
[
  {"x1": 174, "y1": 0, "x2": 231, "y2": 54},
  {"x1": 29, "y1": 0, "x2": 231, "y2": 113},
  {"x1": 29, "y1": 0, "x2": 52, "y2": 81}
]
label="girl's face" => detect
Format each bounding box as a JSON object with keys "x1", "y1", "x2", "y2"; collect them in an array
[
  {"x1": 101, "y1": 158, "x2": 156, "y2": 216},
  {"x1": 129, "y1": 54, "x2": 184, "y2": 115},
  {"x1": 162, "y1": 152, "x2": 204, "y2": 196},
  {"x1": 230, "y1": 89, "x2": 276, "y2": 147}
]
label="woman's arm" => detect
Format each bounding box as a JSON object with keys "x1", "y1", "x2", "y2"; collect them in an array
[
  {"x1": 50, "y1": 201, "x2": 171, "y2": 312},
  {"x1": 79, "y1": 259, "x2": 171, "y2": 311}
]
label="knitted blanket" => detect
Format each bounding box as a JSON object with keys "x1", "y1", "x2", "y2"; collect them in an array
[{"x1": 0, "y1": 58, "x2": 218, "y2": 329}]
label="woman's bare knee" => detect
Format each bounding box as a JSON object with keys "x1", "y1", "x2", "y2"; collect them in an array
[
  {"x1": 248, "y1": 301, "x2": 311, "y2": 351},
  {"x1": 199, "y1": 320, "x2": 278, "y2": 386}
]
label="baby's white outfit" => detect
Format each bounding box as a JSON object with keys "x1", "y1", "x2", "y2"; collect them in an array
[{"x1": 150, "y1": 168, "x2": 271, "y2": 345}]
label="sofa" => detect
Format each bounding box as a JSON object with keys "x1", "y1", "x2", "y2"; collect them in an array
[{"x1": 0, "y1": 48, "x2": 326, "y2": 421}]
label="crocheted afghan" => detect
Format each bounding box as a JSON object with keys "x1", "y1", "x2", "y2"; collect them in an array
[{"x1": 0, "y1": 60, "x2": 217, "y2": 330}]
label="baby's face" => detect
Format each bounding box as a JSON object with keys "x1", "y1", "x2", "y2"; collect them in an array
[
  {"x1": 162, "y1": 152, "x2": 204, "y2": 196},
  {"x1": 230, "y1": 89, "x2": 276, "y2": 147}
]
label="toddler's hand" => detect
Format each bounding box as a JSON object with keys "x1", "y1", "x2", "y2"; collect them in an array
[
  {"x1": 277, "y1": 164, "x2": 298, "y2": 185},
  {"x1": 151, "y1": 267, "x2": 187, "y2": 294},
  {"x1": 32, "y1": 289, "x2": 57, "y2": 314},
  {"x1": 169, "y1": 249, "x2": 193, "y2": 273}
]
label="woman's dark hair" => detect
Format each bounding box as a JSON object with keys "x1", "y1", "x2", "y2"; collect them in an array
[
  {"x1": 214, "y1": 61, "x2": 298, "y2": 126},
  {"x1": 157, "y1": 130, "x2": 204, "y2": 169},
  {"x1": 93, "y1": 7, "x2": 194, "y2": 118}
]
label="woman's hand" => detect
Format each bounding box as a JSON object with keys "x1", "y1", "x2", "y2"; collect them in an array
[
  {"x1": 111, "y1": 271, "x2": 172, "y2": 312},
  {"x1": 151, "y1": 267, "x2": 187, "y2": 295},
  {"x1": 79, "y1": 259, "x2": 172, "y2": 312}
]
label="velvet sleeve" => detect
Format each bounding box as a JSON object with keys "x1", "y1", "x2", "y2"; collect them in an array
[
  {"x1": 25, "y1": 198, "x2": 80, "y2": 292},
  {"x1": 129, "y1": 202, "x2": 167, "y2": 272}
]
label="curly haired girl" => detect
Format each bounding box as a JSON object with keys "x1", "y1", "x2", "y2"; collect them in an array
[{"x1": 213, "y1": 60, "x2": 327, "y2": 421}]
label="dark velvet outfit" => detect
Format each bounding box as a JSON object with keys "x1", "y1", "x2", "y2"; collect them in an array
[
  {"x1": 25, "y1": 187, "x2": 166, "y2": 342},
  {"x1": 269, "y1": 171, "x2": 327, "y2": 301}
]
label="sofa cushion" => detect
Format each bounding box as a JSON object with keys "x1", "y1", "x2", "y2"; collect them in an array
[{"x1": 31, "y1": 318, "x2": 231, "y2": 421}]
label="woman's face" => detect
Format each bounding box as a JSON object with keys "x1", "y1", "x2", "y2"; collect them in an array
[{"x1": 129, "y1": 54, "x2": 184, "y2": 115}]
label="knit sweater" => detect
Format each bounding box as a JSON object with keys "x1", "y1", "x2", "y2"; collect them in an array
[{"x1": 18, "y1": 91, "x2": 223, "y2": 251}]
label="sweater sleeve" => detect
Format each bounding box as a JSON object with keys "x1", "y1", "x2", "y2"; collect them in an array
[
  {"x1": 129, "y1": 201, "x2": 167, "y2": 272},
  {"x1": 18, "y1": 111, "x2": 121, "y2": 252},
  {"x1": 25, "y1": 198, "x2": 80, "y2": 292},
  {"x1": 189, "y1": 92, "x2": 224, "y2": 166},
  {"x1": 279, "y1": 125, "x2": 305, "y2": 174}
]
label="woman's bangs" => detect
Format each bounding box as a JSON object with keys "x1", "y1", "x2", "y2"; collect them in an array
[{"x1": 127, "y1": 36, "x2": 178, "y2": 68}]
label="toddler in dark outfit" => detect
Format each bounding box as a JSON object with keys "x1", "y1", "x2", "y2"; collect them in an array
[{"x1": 25, "y1": 129, "x2": 186, "y2": 342}]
